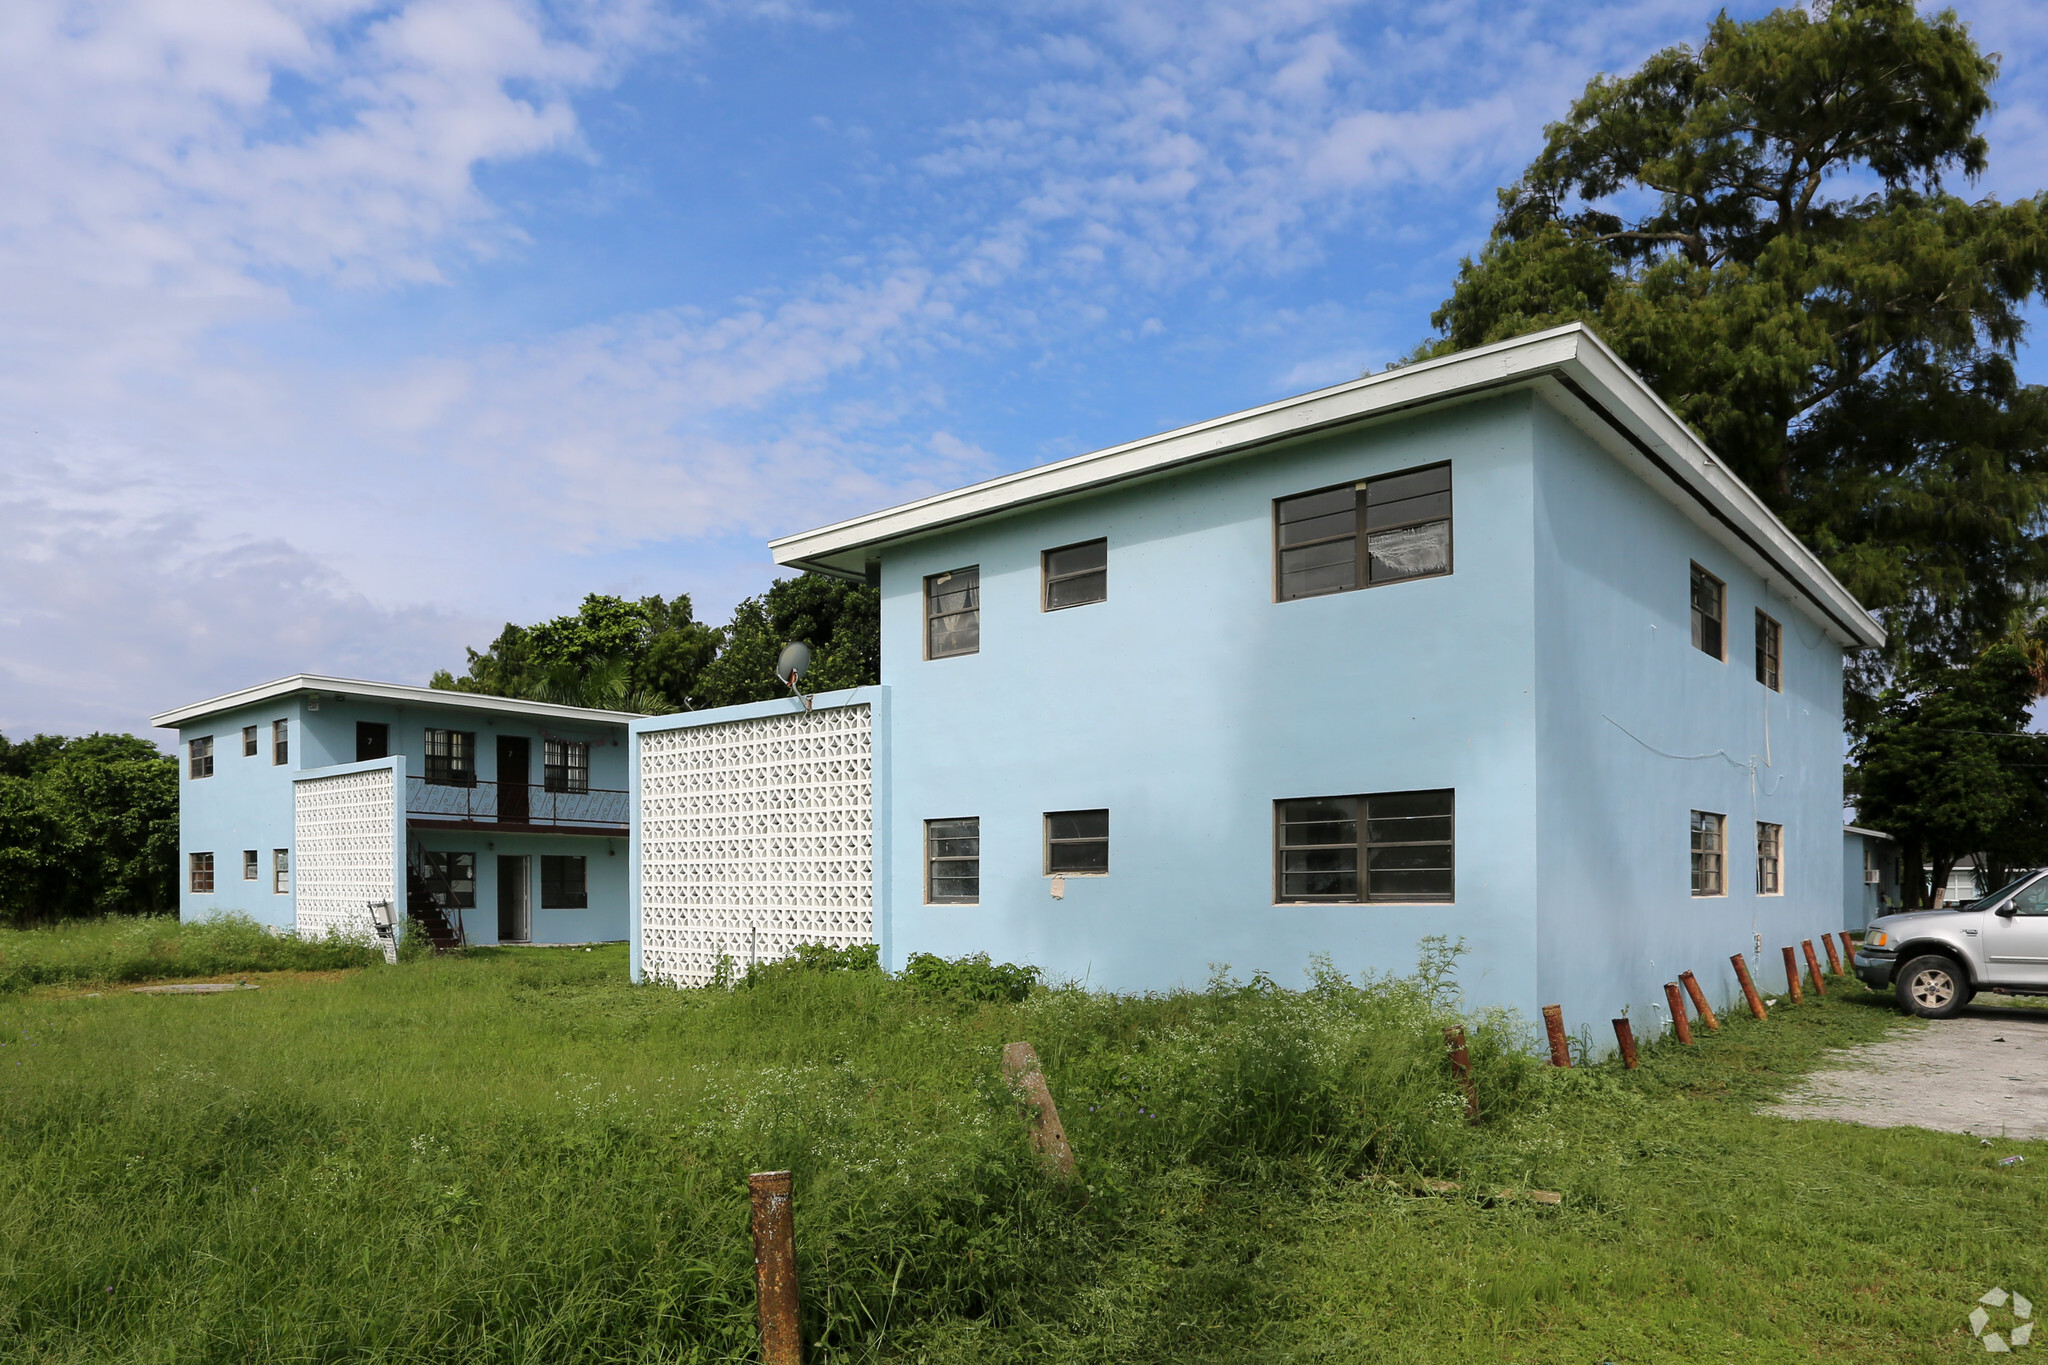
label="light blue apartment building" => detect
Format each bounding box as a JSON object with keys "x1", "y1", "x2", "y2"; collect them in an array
[
  {"x1": 634, "y1": 324, "x2": 1885, "y2": 1035},
  {"x1": 153, "y1": 677, "x2": 637, "y2": 946}
]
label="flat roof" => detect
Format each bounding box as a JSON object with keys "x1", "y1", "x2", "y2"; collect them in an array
[
  {"x1": 770, "y1": 323, "x2": 1885, "y2": 650},
  {"x1": 1843, "y1": 825, "x2": 1896, "y2": 841},
  {"x1": 150, "y1": 674, "x2": 644, "y2": 730}
]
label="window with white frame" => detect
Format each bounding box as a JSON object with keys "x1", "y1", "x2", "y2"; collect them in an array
[
  {"x1": 242, "y1": 726, "x2": 258, "y2": 757},
  {"x1": 544, "y1": 739, "x2": 590, "y2": 794},
  {"x1": 926, "y1": 566, "x2": 980, "y2": 658},
  {"x1": 1756, "y1": 821, "x2": 1783, "y2": 896},
  {"x1": 272, "y1": 719, "x2": 289, "y2": 766},
  {"x1": 1691, "y1": 811, "x2": 1726, "y2": 895}
]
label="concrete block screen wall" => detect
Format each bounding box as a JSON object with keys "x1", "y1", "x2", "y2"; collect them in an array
[
  {"x1": 631, "y1": 689, "x2": 887, "y2": 987},
  {"x1": 291, "y1": 757, "x2": 404, "y2": 944}
]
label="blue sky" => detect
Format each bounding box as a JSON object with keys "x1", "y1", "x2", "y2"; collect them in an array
[{"x1": 2, "y1": 0, "x2": 2045, "y2": 738}]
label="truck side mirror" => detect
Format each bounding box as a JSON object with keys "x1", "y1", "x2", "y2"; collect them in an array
[{"x1": 1996, "y1": 903, "x2": 2019, "y2": 918}]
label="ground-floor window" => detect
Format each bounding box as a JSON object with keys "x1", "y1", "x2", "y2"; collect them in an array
[
  {"x1": 273, "y1": 848, "x2": 291, "y2": 895},
  {"x1": 926, "y1": 818, "x2": 980, "y2": 902},
  {"x1": 189, "y1": 852, "x2": 214, "y2": 893},
  {"x1": 423, "y1": 851, "x2": 477, "y2": 907},
  {"x1": 243, "y1": 849, "x2": 259, "y2": 881},
  {"x1": 541, "y1": 855, "x2": 587, "y2": 909},
  {"x1": 1755, "y1": 821, "x2": 1783, "y2": 895},
  {"x1": 1045, "y1": 809, "x2": 1109, "y2": 875},
  {"x1": 1691, "y1": 811, "x2": 1726, "y2": 896},
  {"x1": 1275, "y1": 789, "x2": 1454, "y2": 903}
]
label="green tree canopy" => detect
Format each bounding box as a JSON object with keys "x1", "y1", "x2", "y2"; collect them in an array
[
  {"x1": 0, "y1": 733, "x2": 176, "y2": 926},
  {"x1": 1421, "y1": 0, "x2": 2048, "y2": 685}
]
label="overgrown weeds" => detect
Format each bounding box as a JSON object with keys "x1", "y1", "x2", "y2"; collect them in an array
[{"x1": 0, "y1": 913, "x2": 381, "y2": 993}]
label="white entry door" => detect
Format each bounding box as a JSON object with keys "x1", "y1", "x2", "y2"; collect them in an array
[{"x1": 497, "y1": 855, "x2": 531, "y2": 943}]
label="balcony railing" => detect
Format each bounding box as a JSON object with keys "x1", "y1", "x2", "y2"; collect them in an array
[{"x1": 406, "y1": 776, "x2": 628, "y2": 831}]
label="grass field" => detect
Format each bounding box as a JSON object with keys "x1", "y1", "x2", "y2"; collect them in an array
[{"x1": 0, "y1": 923, "x2": 2041, "y2": 1363}]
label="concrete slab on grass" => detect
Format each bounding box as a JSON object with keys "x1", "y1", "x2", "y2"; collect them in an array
[
  {"x1": 129, "y1": 983, "x2": 260, "y2": 995},
  {"x1": 1762, "y1": 1009, "x2": 2048, "y2": 1142}
]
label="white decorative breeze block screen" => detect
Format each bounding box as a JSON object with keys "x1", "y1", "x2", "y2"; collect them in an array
[
  {"x1": 639, "y1": 702, "x2": 874, "y2": 987},
  {"x1": 293, "y1": 767, "x2": 396, "y2": 943}
]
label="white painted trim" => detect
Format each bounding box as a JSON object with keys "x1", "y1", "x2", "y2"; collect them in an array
[
  {"x1": 769, "y1": 323, "x2": 1884, "y2": 650},
  {"x1": 151, "y1": 673, "x2": 644, "y2": 730}
]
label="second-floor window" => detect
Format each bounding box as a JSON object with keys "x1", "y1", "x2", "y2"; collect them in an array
[
  {"x1": 1691, "y1": 564, "x2": 1725, "y2": 660},
  {"x1": 1043, "y1": 539, "x2": 1107, "y2": 609},
  {"x1": 243, "y1": 849, "x2": 259, "y2": 881},
  {"x1": 926, "y1": 566, "x2": 980, "y2": 658},
  {"x1": 242, "y1": 726, "x2": 258, "y2": 757},
  {"x1": 272, "y1": 719, "x2": 289, "y2": 766},
  {"x1": 544, "y1": 739, "x2": 590, "y2": 793},
  {"x1": 1755, "y1": 610, "x2": 1781, "y2": 690},
  {"x1": 1276, "y1": 462, "x2": 1452, "y2": 601},
  {"x1": 189, "y1": 736, "x2": 213, "y2": 779},
  {"x1": 424, "y1": 729, "x2": 476, "y2": 787}
]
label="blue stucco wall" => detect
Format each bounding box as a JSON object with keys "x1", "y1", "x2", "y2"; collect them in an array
[
  {"x1": 173, "y1": 700, "x2": 305, "y2": 928},
  {"x1": 880, "y1": 394, "x2": 1543, "y2": 1005},
  {"x1": 173, "y1": 688, "x2": 631, "y2": 942},
  {"x1": 1528, "y1": 401, "x2": 1850, "y2": 1046}
]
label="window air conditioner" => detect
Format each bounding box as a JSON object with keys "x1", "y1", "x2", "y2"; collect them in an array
[{"x1": 1865, "y1": 869, "x2": 1881, "y2": 885}]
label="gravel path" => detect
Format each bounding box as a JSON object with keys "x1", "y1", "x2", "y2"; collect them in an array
[{"x1": 1762, "y1": 1007, "x2": 2048, "y2": 1142}]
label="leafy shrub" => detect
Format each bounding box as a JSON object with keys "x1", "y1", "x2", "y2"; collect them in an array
[
  {"x1": 739, "y1": 940, "x2": 881, "y2": 987},
  {"x1": 902, "y1": 950, "x2": 1041, "y2": 1003}
]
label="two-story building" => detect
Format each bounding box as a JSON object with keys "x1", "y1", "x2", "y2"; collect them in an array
[
  {"x1": 631, "y1": 323, "x2": 1887, "y2": 1037},
  {"x1": 152, "y1": 677, "x2": 638, "y2": 946}
]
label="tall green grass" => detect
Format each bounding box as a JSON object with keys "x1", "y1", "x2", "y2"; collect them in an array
[{"x1": 0, "y1": 914, "x2": 381, "y2": 993}]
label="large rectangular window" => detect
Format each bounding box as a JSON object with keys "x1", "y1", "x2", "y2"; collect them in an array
[
  {"x1": 1691, "y1": 811, "x2": 1726, "y2": 896},
  {"x1": 543, "y1": 739, "x2": 590, "y2": 794},
  {"x1": 243, "y1": 849, "x2": 259, "y2": 881},
  {"x1": 422, "y1": 852, "x2": 476, "y2": 908},
  {"x1": 1756, "y1": 821, "x2": 1783, "y2": 896},
  {"x1": 1276, "y1": 789, "x2": 1454, "y2": 903},
  {"x1": 272, "y1": 719, "x2": 289, "y2": 766},
  {"x1": 1755, "y1": 610, "x2": 1781, "y2": 690},
  {"x1": 1043, "y1": 539, "x2": 1108, "y2": 610},
  {"x1": 242, "y1": 726, "x2": 258, "y2": 757},
  {"x1": 188, "y1": 736, "x2": 214, "y2": 779},
  {"x1": 925, "y1": 566, "x2": 980, "y2": 658},
  {"x1": 189, "y1": 852, "x2": 214, "y2": 893},
  {"x1": 1276, "y1": 463, "x2": 1452, "y2": 601},
  {"x1": 1691, "y1": 564, "x2": 1725, "y2": 660},
  {"x1": 273, "y1": 848, "x2": 291, "y2": 895},
  {"x1": 423, "y1": 729, "x2": 476, "y2": 787},
  {"x1": 540, "y1": 855, "x2": 587, "y2": 909},
  {"x1": 1045, "y1": 809, "x2": 1109, "y2": 875},
  {"x1": 926, "y1": 818, "x2": 981, "y2": 903}
]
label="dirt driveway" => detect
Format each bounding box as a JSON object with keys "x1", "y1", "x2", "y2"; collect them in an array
[{"x1": 1763, "y1": 1005, "x2": 2048, "y2": 1142}]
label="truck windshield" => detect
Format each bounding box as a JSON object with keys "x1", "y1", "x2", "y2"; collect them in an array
[{"x1": 1965, "y1": 872, "x2": 2043, "y2": 909}]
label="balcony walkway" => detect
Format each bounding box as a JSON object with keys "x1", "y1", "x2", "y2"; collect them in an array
[{"x1": 405, "y1": 776, "x2": 628, "y2": 838}]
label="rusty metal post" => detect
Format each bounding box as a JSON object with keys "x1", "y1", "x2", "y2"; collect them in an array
[
  {"x1": 1000, "y1": 1042, "x2": 1077, "y2": 1181},
  {"x1": 1802, "y1": 940, "x2": 1827, "y2": 997},
  {"x1": 1820, "y1": 933, "x2": 1843, "y2": 976},
  {"x1": 1838, "y1": 931, "x2": 1856, "y2": 970},
  {"x1": 749, "y1": 1171, "x2": 801, "y2": 1365},
  {"x1": 1541, "y1": 1004, "x2": 1571, "y2": 1067},
  {"x1": 1679, "y1": 971, "x2": 1719, "y2": 1031},
  {"x1": 1611, "y1": 1018, "x2": 1639, "y2": 1069},
  {"x1": 1780, "y1": 946, "x2": 1804, "y2": 1004},
  {"x1": 1663, "y1": 982, "x2": 1694, "y2": 1044},
  {"x1": 1443, "y1": 1026, "x2": 1480, "y2": 1123},
  {"x1": 1730, "y1": 953, "x2": 1767, "y2": 1020}
]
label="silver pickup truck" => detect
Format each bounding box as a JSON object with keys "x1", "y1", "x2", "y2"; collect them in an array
[{"x1": 1855, "y1": 871, "x2": 2048, "y2": 1017}]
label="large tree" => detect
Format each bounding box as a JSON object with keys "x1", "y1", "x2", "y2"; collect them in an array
[
  {"x1": 0, "y1": 733, "x2": 176, "y2": 925},
  {"x1": 1420, "y1": 0, "x2": 2048, "y2": 688}
]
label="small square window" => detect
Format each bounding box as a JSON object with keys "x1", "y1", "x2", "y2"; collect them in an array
[
  {"x1": 1045, "y1": 808, "x2": 1109, "y2": 875},
  {"x1": 188, "y1": 736, "x2": 214, "y2": 779},
  {"x1": 242, "y1": 726, "x2": 258, "y2": 757},
  {"x1": 1756, "y1": 822, "x2": 1783, "y2": 896},
  {"x1": 926, "y1": 566, "x2": 980, "y2": 658},
  {"x1": 926, "y1": 818, "x2": 980, "y2": 903},
  {"x1": 189, "y1": 852, "x2": 215, "y2": 893},
  {"x1": 1755, "y1": 611, "x2": 1781, "y2": 691},
  {"x1": 541, "y1": 855, "x2": 587, "y2": 909},
  {"x1": 1691, "y1": 811, "x2": 1726, "y2": 896},
  {"x1": 544, "y1": 739, "x2": 590, "y2": 794},
  {"x1": 272, "y1": 719, "x2": 289, "y2": 766},
  {"x1": 1690, "y1": 564, "x2": 1725, "y2": 660},
  {"x1": 424, "y1": 730, "x2": 477, "y2": 787},
  {"x1": 243, "y1": 850, "x2": 259, "y2": 881},
  {"x1": 273, "y1": 848, "x2": 291, "y2": 894},
  {"x1": 1043, "y1": 539, "x2": 1108, "y2": 610}
]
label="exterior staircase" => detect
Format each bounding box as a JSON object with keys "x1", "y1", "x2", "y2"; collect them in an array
[{"x1": 405, "y1": 855, "x2": 467, "y2": 952}]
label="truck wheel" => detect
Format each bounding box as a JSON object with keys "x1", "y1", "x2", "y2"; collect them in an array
[{"x1": 1895, "y1": 955, "x2": 1972, "y2": 1019}]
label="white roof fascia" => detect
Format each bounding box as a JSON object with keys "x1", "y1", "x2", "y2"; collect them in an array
[
  {"x1": 1843, "y1": 825, "x2": 1896, "y2": 841},
  {"x1": 770, "y1": 322, "x2": 1884, "y2": 651},
  {"x1": 150, "y1": 674, "x2": 645, "y2": 730}
]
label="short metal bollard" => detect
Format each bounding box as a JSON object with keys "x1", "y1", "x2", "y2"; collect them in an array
[
  {"x1": 1820, "y1": 933, "x2": 1843, "y2": 976},
  {"x1": 1781, "y1": 947, "x2": 1805, "y2": 1004},
  {"x1": 1663, "y1": 982, "x2": 1693, "y2": 1044},
  {"x1": 1838, "y1": 932, "x2": 1856, "y2": 972},
  {"x1": 1612, "y1": 1018, "x2": 1639, "y2": 1069},
  {"x1": 1802, "y1": 940, "x2": 1827, "y2": 997},
  {"x1": 1443, "y1": 1026, "x2": 1480, "y2": 1122},
  {"x1": 1730, "y1": 954, "x2": 1767, "y2": 1020},
  {"x1": 1542, "y1": 1005, "x2": 1571, "y2": 1067},
  {"x1": 1679, "y1": 971, "x2": 1719, "y2": 1031},
  {"x1": 749, "y1": 1171, "x2": 802, "y2": 1365}
]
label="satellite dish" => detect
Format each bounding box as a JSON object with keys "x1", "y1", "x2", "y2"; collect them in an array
[{"x1": 776, "y1": 641, "x2": 812, "y2": 686}]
